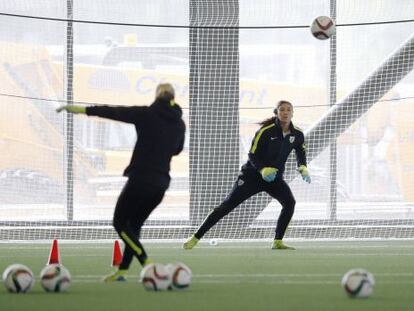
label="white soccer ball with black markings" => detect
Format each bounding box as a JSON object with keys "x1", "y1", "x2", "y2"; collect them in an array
[
  {"x1": 341, "y1": 268, "x2": 375, "y2": 298},
  {"x1": 2, "y1": 264, "x2": 35, "y2": 293},
  {"x1": 167, "y1": 262, "x2": 192, "y2": 290},
  {"x1": 40, "y1": 264, "x2": 71, "y2": 293},
  {"x1": 140, "y1": 263, "x2": 171, "y2": 291},
  {"x1": 310, "y1": 16, "x2": 336, "y2": 40}
]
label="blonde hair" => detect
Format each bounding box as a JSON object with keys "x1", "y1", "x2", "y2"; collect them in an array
[{"x1": 155, "y1": 83, "x2": 175, "y2": 100}]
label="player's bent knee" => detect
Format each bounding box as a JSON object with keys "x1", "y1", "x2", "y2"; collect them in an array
[
  {"x1": 113, "y1": 219, "x2": 127, "y2": 233},
  {"x1": 285, "y1": 198, "x2": 296, "y2": 210},
  {"x1": 281, "y1": 199, "x2": 295, "y2": 215},
  {"x1": 214, "y1": 203, "x2": 234, "y2": 217}
]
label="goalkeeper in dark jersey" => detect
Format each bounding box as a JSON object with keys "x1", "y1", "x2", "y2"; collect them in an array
[
  {"x1": 183, "y1": 100, "x2": 310, "y2": 250},
  {"x1": 57, "y1": 83, "x2": 185, "y2": 281}
]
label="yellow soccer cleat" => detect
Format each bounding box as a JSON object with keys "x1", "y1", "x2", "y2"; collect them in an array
[
  {"x1": 271, "y1": 239, "x2": 295, "y2": 250},
  {"x1": 103, "y1": 269, "x2": 127, "y2": 282},
  {"x1": 183, "y1": 235, "x2": 199, "y2": 250}
]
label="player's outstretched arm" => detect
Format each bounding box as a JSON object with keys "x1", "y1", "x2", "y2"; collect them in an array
[{"x1": 56, "y1": 105, "x2": 86, "y2": 114}]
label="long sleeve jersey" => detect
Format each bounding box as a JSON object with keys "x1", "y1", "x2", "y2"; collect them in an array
[
  {"x1": 243, "y1": 119, "x2": 307, "y2": 178},
  {"x1": 86, "y1": 98, "x2": 186, "y2": 189}
]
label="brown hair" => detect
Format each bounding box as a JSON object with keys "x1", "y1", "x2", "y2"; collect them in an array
[{"x1": 259, "y1": 100, "x2": 293, "y2": 126}]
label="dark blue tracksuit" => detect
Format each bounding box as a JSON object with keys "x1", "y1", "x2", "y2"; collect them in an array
[
  {"x1": 195, "y1": 118, "x2": 307, "y2": 240},
  {"x1": 86, "y1": 98, "x2": 185, "y2": 267}
]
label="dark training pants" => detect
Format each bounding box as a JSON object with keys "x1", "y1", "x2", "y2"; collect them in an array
[
  {"x1": 194, "y1": 170, "x2": 296, "y2": 240},
  {"x1": 113, "y1": 178, "x2": 165, "y2": 269}
]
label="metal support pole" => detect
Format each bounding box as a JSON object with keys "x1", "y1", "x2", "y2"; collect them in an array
[
  {"x1": 64, "y1": 0, "x2": 74, "y2": 221},
  {"x1": 328, "y1": 0, "x2": 338, "y2": 220}
]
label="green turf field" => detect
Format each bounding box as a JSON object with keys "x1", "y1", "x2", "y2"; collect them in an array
[{"x1": 0, "y1": 241, "x2": 413, "y2": 311}]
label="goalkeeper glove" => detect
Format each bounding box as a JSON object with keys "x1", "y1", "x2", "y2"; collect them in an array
[
  {"x1": 298, "y1": 165, "x2": 311, "y2": 183},
  {"x1": 56, "y1": 105, "x2": 86, "y2": 114},
  {"x1": 260, "y1": 167, "x2": 277, "y2": 182}
]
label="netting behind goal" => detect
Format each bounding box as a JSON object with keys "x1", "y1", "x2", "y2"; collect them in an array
[{"x1": 0, "y1": 0, "x2": 414, "y2": 241}]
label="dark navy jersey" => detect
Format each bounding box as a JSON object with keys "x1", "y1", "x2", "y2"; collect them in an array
[
  {"x1": 86, "y1": 98, "x2": 186, "y2": 189},
  {"x1": 243, "y1": 118, "x2": 307, "y2": 178}
]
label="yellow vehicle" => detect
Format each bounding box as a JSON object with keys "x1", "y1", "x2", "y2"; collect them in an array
[
  {"x1": 0, "y1": 42, "x2": 189, "y2": 205},
  {"x1": 0, "y1": 43, "x2": 107, "y2": 203},
  {"x1": 1, "y1": 41, "x2": 413, "y2": 206}
]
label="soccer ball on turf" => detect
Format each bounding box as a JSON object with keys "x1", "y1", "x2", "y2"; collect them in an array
[
  {"x1": 341, "y1": 268, "x2": 375, "y2": 298},
  {"x1": 2, "y1": 263, "x2": 35, "y2": 293},
  {"x1": 40, "y1": 264, "x2": 71, "y2": 293},
  {"x1": 167, "y1": 262, "x2": 192, "y2": 290},
  {"x1": 140, "y1": 263, "x2": 171, "y2": 291},
  {"x1": 310, "y1": 16, "x2": 336, "y2": 40}
]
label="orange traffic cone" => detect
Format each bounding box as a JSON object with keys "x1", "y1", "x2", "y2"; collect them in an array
[
  {"x1": 48, "y1": 239, "x2": 60, "y2": 265},
  {"x1": 111, "y1": 240, "x2": 123, "y2": 267}
]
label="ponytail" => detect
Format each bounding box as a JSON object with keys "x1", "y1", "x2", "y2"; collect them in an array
[
  {"x1": 258, "y1": 100, "x2": 293, "y2": 127},
  {"x1": 258, "y1": 116, "x2": 277, "y2": 127}
]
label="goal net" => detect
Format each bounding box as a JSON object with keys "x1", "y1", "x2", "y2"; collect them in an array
[{"x1": 0, "y1": 0, "x2": 413, "y2": 241}]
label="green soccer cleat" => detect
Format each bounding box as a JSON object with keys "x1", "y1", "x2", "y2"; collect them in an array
[
  {"x1": 183, "y1": 235, "x2": 199, "y2": 250},
  {"x1": 103, "y1": 269, "x2": 127, "y2": 282},
  {"x1": 271, "y1": 239, "x2": 295, "y2": 250}
]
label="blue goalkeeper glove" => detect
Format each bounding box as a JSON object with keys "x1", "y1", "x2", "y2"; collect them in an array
[
  {"x1": 298, "y1": 165, "x2": 311, "y2": 183},
  {"x1": 260, "y1": 167, "x2": 277, "y2": 182}
]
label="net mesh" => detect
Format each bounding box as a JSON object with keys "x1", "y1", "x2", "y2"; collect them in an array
[{"x1": 0, "y1": 0, "x2": 414, "y2": 241}]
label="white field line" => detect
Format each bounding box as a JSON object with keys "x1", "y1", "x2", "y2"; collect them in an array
[
  {"x1": 2, "y1": 244, "x2": 414, "y2": 250},
  {"x1": 188, "y1": 280, "x2": 414, "y2": 285},
  {"x1": 73, "y1": 272, "x2": 414, "y2": 279},
  {"x1": 67, "y1": 272, "x2": 414, "y2": 285},
  {"x1": 0, "y1": 241, "x2": 414, "y2": 250},
  {"x1": 1, "y1": 253, "x2": 414, "y2": 258},
  {"x1": 1, "y1": 251, "x2": 414, "y2": 258},
  {"x1": 162, "y1": 253, "x2": 414, "y2": 257},
  {"x1": 70, "y1": 279, "x2": 414, "y2": 285}
]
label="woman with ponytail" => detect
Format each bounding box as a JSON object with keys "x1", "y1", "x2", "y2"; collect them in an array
[{"x1": 183, "y1": 100, "x2": 310, "y2": 250}]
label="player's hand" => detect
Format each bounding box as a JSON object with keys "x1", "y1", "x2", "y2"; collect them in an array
[
  {"x1": 298, "y1": 165, "x2": 311, "y2": 183},
  {"x1": 260, "y1": 167, "x2": 277, "y2": 182},
  {"x1": 56, "y1": 105, "x2": 86, "y2": 114}
]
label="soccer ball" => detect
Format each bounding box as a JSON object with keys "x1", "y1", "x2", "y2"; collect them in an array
[
  {"x1": 2, "y1": 264, "x2": 35, "y2": 293},
  {"x1": 167, "y1": 262, "x2": 192, "y2": 290},
  {"x1": 341, "y1": 268, "x2": 375, "y2": 298},
  {"x1": 40, "y1": 264, "x2": 71, "y2": 293},
  {"x1": 140, "y1": 263, "x2": 171, "y2": 291},
  {"x1": 310, "y1": 16, "x2": 336, "y2": 40}
]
